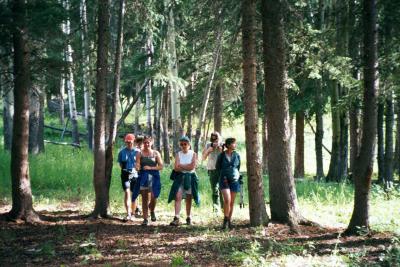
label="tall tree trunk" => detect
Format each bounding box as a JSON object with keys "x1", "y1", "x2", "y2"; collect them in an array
[
  {"x1": 262, "y1": 113, "x2": 268, "y2": 174},
  {"x1": 262, "y1": 0, "x2": 300, "y2": 227},
  {"x1": 154, "y1": 94, "x2": 161, "y2": 150},
  {"x1": 59, "y1": 75, "x2": 65, "y2": 126},
  {"x1": 384, "y1": 91, "x2": 394, "y2": 187},
  {"x1": 394, "y1": 99, "x2": 400, "y2": 175},
  {"x1": 3, "y1": 85, "x2": 14, "y2": 151},
  {"x1": 186, "y1": 73, "x2": 195, "y2": 139},
  {"x1": 145, "y1": 35, "x2": 154, "y2": 137},
  {"x1": 326, "y1": 81, "x2": 341, "y2": 182},
  {"x1": 81, "y1": 0, "x2": 93, "y2": 150},
  {"x1": 165, "y1": 0, "x2": 182, "y2": 154},
  {"x1": 8, "y1": 0, "x2": 39, "y2": 222},
  {"x1": 214, "y1": 81, "x2": 223, "y2": 135},
  {"x1": 105, "y1": 0, "x2": 125, "y2": 198},
  {"x1": 294, "y1": 111, "x2": 304, "y2": 178},
  {"x1": 92, "y1": 0, "x2": 110, "y2": 218},
  {"x1": 63, "y1": 0, "x2": 80, "y2": 145},
  {"x1": 194, "y1": 25, "x2": 222, "y2": 154},
  {"x1": 377, "y1": 100, "x2": 384, "y2": 183},
  {"x1": 348, "y1": 0, "x2": 360, "y2": 176},
  {"x1": 346, "y1": 0, "x2": 378, "y2": 235},
  {"x1": 162, "y1": 88, "x2": 171, "y2": 164},
  {"x1": 29, "y1": 86, "x2": 44, "y2": 154},
  {"x1": 315, "y1": 86, "x2": 324, "y2": 179},
  {"x1": 243, "y1": 0, "x2": 269, "y2": 227},
  {"x1": 135, "y1": 82, "x2": 141, "y2": 133},
  {"x1": 314, "y1": 0, "x2": 325, "y2": 180}
]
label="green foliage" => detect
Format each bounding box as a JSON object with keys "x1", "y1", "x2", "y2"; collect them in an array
[{"x1": 171, "y1": 252, "x2": 190, "y2": 267}]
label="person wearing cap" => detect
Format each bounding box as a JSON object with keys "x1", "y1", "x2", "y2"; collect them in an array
[
  {"x1": 117, "y1": 133, "x2": 139, "y2": 221},
  {"x1": 168, "y1": 136, "x2": 199, "y2": 226},
  {"x1": 202, "y1": 131, "x2": 223, "y2": 212}
]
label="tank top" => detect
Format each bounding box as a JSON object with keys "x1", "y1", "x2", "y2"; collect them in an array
[
  {"x1": 178, "y1": 150, "x2": 195, "y2": 173},
  {"x1": 140, "y1": 150, "x2": 158, "y2": 168}
]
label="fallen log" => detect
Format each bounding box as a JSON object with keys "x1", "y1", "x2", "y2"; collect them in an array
[
  {"x1": 44, "y1": 140, "x2": 82, "y2": 148},
  {"x1": 44, "y1": 124, "x2": 87, "y2": 137}
]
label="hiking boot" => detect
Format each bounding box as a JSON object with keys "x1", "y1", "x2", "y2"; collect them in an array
[
  {"x1": 222, "y1": 216, "x2": 229, "y2": 230},
  {"x1": 124, "y1": 214, "x2": 132, "y2": 222},
  {"x1": 135, "y1": 207, "x2": 141, "y2": 216},
  {"x1": 170, "y1": 216, "x2": 180, "y2": 226},
  {"x1": 186, "y1": 217, "x2": 191, "y2": 225},
  {"x1": 228, "y1": 220, "x2": 233, "y2": 230},
  {"x1": 141, "y1": 218, "x2": 148, "y2": 226},
  {"x1": 150, "y1": 211, "x2": 156, "y2": 222}
]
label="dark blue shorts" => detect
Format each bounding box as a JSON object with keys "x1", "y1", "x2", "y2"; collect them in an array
[{"x1": 219, "y1": 177, "x2": 240, "y2": 193}]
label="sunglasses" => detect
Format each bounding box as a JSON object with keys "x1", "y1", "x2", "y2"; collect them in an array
[{"x1": 180, "y1": 143, "x2": 188, "y2": 147}]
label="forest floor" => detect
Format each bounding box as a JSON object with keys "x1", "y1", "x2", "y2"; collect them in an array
[{"x1": 0, "y1": 203, "x2": 398, "y2": 267}]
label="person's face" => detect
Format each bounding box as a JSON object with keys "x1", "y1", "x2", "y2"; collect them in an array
[
  {"x1": 125, "y1": 140, "x2": 134, "y2": 149},
  {"x1": 180, "y1": 141, "x2": 189, "y2": 151},
  {"x1": 211, "y1": 134, "x2": 218, "y2": 142},
  {"x1": 143, "y1": 139, "x2": 152, "y2": 149},
  {"x1": 227, "y1": 142, "x2": 236, "y2": 150}
]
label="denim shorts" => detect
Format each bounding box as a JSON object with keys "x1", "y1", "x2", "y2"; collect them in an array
[{"x1": 219, "y1": 177, "x2": 240, "y2": 193}]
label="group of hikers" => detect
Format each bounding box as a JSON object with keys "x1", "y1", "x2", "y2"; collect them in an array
[{"x1": 117, "y1": 132, "x2": 242, "y2": 229}]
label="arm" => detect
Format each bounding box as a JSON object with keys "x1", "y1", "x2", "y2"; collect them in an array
[
  {"x1": 202, "y1": 144, "x2": 212, "y2": 161},
  {"x1": 135, "y1": 152, "x2": 141, "y2": 171},
  {"x1": 174, "y1": 153, "x2": 183, "y2": 172},
  {"x1": 179, "y1": 152, "x2": 197, "y2": 171},
  {"x1": 153, "y1": 151, "x2": 164, "y2": 170}
]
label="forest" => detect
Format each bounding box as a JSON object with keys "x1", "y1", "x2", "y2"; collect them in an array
[{"x1": 1, "y1": 0, "x2": 400, "y2": 266}]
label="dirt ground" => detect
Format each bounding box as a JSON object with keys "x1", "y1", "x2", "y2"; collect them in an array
[{"x1": 0, "y1": 205, "x2": 396, "y2": 266}]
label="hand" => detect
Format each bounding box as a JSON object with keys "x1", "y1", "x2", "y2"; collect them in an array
[{"x1": 143, "y1": 166, "x2": 152, "y2": 170}]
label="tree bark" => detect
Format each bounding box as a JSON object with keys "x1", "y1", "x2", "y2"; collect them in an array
[
  {"x1": 346, "y1": 0, "x2": 378, "y2": 235},
  {"x1": 377, "y1": 100, "x2": 384, "y2": 183},
  {"x1": 384, "y1": 91, "x2": 394, "y2": 187},
  {"x1": 262, "y1": 113, "x2": 268, "y2": 174},
  {"x1": 326, "y1": 83, "x2": 343, "y2": 182},
  {"x1": 395, "y1": 99, "x2": 400, "y2": 175},
  {"x1": 214, "y1": 82, "x2": 223, "y2": 135},
  {"x1": 294, "y1": 111, "x2": 304, "y2": 178},
  {"x1": 154, "y1": 94, "x2": 162, "y2": 151},
  {"x1": 165, "y1": 0, "x2": 182, "y2": 154},
  {"x1": 29, "y1": 86, "x2": 44, "y2": 154},
  {"x1": 243, "y1": 0, "x2": 269, "y2": 227},
  {"x1": 92, "y1": 0, "x2": 110, "y2": 218},
  {"x1": 262, "y1": 0, "x2": 300, "y2": 226},
  {"x1": 3, "y1": 85, "x2": 14, "y2": 151},
  {"x1": 80, "y1": 0, "x2": 93, "y2": 150},
  {"x1": 162, "y1": 87, "x2": 171, "y2": 164},
  {"x1": 145, "y1": 34, "x2": 154, "y2": 137},
  {"x1": 8, "y1": 0, "x2": 39, "y2": 222},
  {"x1": 63, "y1": 0, "x2": 80, "y2": 146},
  {"x1": 105, "y1": 0, "x2": 125, "y2": 199}
]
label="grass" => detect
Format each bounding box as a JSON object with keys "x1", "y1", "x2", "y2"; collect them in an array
[{"x1": 1, "y1": 142, "x2": 400, "y2": 234}]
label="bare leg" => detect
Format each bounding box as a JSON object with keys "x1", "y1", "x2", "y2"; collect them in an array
[
  {"x1": 185, "y1": 194, "x2": 192, "y2": 218},
  {"x1": 229, "y1": 192, "x2": 236, "y2": 219},
  {"x1": 149, "y1": 193, "x2": 157, "y2": 212},
  {"x1": 124, "y1": 189, "x2": 131, "y2": 215},
  {"x1": 174, "y1": 189, "x2": 183, "y2": 217},
  {"x1": 221, "y1": 189, "x2": 231, "y2": 218},
  {"x1": 141, "y1": 190, "x2": 149, "y2": 219}
]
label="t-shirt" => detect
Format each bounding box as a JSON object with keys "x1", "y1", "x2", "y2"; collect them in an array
[
  {"x1": 178, "y1": 150, "x2": 195, "y2": 173},
  {"x1": 205, "y1": 143, "x2": 221, "y2": 170},
  {"x1": 118, "y1": 147, "x2": 137, "y2": 171}
]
